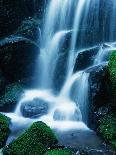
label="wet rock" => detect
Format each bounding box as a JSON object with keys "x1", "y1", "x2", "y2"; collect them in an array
[
  {"x1": 15, "y1": 17, "x2": 40, "y2": 41},
  {"x1": 0, "y1": 35, "x2": 39, "y2": 82},
  {"x1": 87, "y1": 64, "x2": 111, "y2": 130},
  {"x1": 53, "y1": 108, "x2": 82, "y2": 121},
  {"x1": 21, "y1": 98, "x2": 49, "y2": 118},
  {"x1": 0, "y1": 82, "x2": 24, "y2": 112},
  {"x1": 73, "y1": 46, "x2": 99, "y2": 72}
]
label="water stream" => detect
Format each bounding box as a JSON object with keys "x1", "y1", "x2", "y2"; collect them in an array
[{"x1": 4, "y1": 0, "x2": 116, "y2": 133}]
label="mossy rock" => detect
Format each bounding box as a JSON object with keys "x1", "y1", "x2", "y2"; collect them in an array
[
  {"x1": 0, "y1": 113, "x2": 10, "y2": 148},
  {"x1": 0, "y1": 82, "x2": 24, "y2": 112},
  {"x1": 45, "y1": 149, "x2": 73, "y2": 155},
  {"x1": 3, "y1": 121, "x2": 58, "y2": 155},
  {"x1": 108, "y1": 51, "x2": 116, "y2": 93},
  {"x1": 99, "y1": 115, "x2": 116, "y2": 148}
]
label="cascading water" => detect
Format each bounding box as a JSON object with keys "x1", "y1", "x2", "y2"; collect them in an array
[{"x1": 4, "y1": 0, "x2": 116, "y2": 132}]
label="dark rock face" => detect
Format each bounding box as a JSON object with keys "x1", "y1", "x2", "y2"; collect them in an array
[
  {"x1": 73, "y1": 46, "x2": 99, "y2": 72},
  {"x1": 0, "y1": 0, "x2": 35, "y2": 38},
  {"x1": 21, "y1": 98, "x2": 49, "y2": 118},
  {"x1": 0, "y1": 35, "x2": 39, "y2": 82},
  {"x1": 87, "y1": 64, "x2": 111, "y2": 130}
]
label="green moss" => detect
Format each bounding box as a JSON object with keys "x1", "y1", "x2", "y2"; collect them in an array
[
  {"x1": 108, "y1": 51, "x2": 116, "y2": 93},
  {"x1": 45, "y1": 149, "x2": 73, "y2": 155},
  {"x1": 0, "y1": 113, "x2": 10, "y2": 148},
  {"x1": 99, "y1": 115, "x2": 116, "y2": 148},
  {"x1": 3, "y1": 121, "x2": 58, "y2": 155}
]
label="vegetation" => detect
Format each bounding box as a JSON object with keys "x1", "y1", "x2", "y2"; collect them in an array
[
  {"x1": 0, "y1": 113, "x2": 10, "y2": 148},
  {"x1": 45, "y1": 149, "x2": 73, "y2": 155},
  {"x1": 108, "y1": 51, "x2": 116, "y2": 93},
  {"x1": 99, "y1": 115, "x2": 116, "y2": 148},
  {"x1": 3, "y1": 121, "x2": 58, "y2": 155}
]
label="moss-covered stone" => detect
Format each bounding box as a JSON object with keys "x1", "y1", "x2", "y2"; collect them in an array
[
  {"x1": 3, "y1": 121, "x2": 58, "y2": 155},
  {"x1": 99, "y1": 115, "x2": 116, "y2": 148},
  {"x1": 45, "y1": 149, "x2": 73, "y2": 155},
  {"x1": 108, "y1": 51, "x2": 116, "y2": 93},
  {"x1": 0, "y1": 82, "x2": 24, "y2": 112},
  {"x1": 0, "y1": 113, "x2": 10, "y2": 148}
]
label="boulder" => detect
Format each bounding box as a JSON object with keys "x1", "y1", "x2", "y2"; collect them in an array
[
  {"x1": 21, "y1": 98, "x2": 49, "y2": 118},
  {"x1": 53, "y1": 108, "x2": 82, "y2": 121},
  {"x1": 3, "y1": 121, "x2": 58, "y2": 155},
  {"x1": 73, "y1": 46, "x2": 99, "y2": 72},
  {"x1": 0, "y1": 82, "x2": 24, "y2": 112},
  {"x1": 0, "y1": 35, "x2": 39, "y2": 82},
  {"x1": 86, "y1": 64, "x2": 111, "y2": 130}
]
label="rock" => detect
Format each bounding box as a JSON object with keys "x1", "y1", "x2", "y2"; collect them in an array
[
  {"x1": 0, "y1": 113, "x2": 10, "y2": 148},
  {"x1": 0, "y1": 0, "x2": 36, "y2": 39},
  {"x1": 0, "y1": 35, "x2": 39, "y2": 82},
  {"x1": 0, "y1": 82, "x2": 24, "y2": 112},
  {"x1": 53, "y1": 107, "x2": 82, "y2": 121},
  {"x1": 87, "y1": 64, "x2": 111, "y2": 130},
  {"x1": 21, "y1": 98, "x2": 49, "y2": 118},
  {"x1": 0, "y1": 70, "x2": 7, "y2": 94},
  {"x1": 15, "y1": 17, "x2": 40, "y2": 41},
  {"x1": 3, "y1": 121, "x2": 58, "y2": 155},
  {"x1": 73, "y1": 46, "x2": 99, "y2": 72}
]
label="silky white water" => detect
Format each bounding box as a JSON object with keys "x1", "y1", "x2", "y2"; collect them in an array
[{"x1": 4, "y1": 0, "x2": 116, "y2": 131}]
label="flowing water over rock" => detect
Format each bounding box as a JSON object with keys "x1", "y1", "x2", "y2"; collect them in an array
[{"x1": 3, "y1": 0, "x2": 116, "y2": 146}]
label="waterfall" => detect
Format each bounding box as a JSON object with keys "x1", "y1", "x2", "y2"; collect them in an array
[{"x1": 4, "y1": 0, "x2": 116, "y2": 131}]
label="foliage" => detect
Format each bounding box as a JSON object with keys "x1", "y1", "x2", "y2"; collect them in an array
[
  {"x1": 99, "y1": 115, "x2": 116, "y2": 148},
  {"x1": 3, "y1": 121, "x2": 58, "y2": 155},
  {"x1": 45, "y1": 149, "x2": 73, "y2": 155},
  {"x1": 108, "y1": 51, "x2": 116, "y2": 93},
  {"x1": 0, "y1": 113, "x2": 10, "y2": 148}
]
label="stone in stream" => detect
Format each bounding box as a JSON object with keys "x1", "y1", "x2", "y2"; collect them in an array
[
  {"x1": 53, "y1": 107, "x2": 82, "y2": 121},
  {"x1": 73, "y1": 46, "x2": 99, "y2": 72},
  {"x1": 20, "y1": 98, "x2": 49, "y2": 118}
]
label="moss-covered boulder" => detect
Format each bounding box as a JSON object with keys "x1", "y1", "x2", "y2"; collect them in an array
[
  {"x1": 98, "y1": 115, "x2": 116, "y2": 148},
  {"x1": 0, "y1": 113, "x2": 10, "y2": 148},
  {"x1": 3, "y1": 121, "x2": 58, "y2": 155},
  {"x1": 45, "y1": 149, "x2": 73, "y2": 155},
  {"x1": 0, "y1": 82, "x2": 24, "y2": 112},
  {"x1": 108, "y1": 51, "x2": 116, "y2": 94}
]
